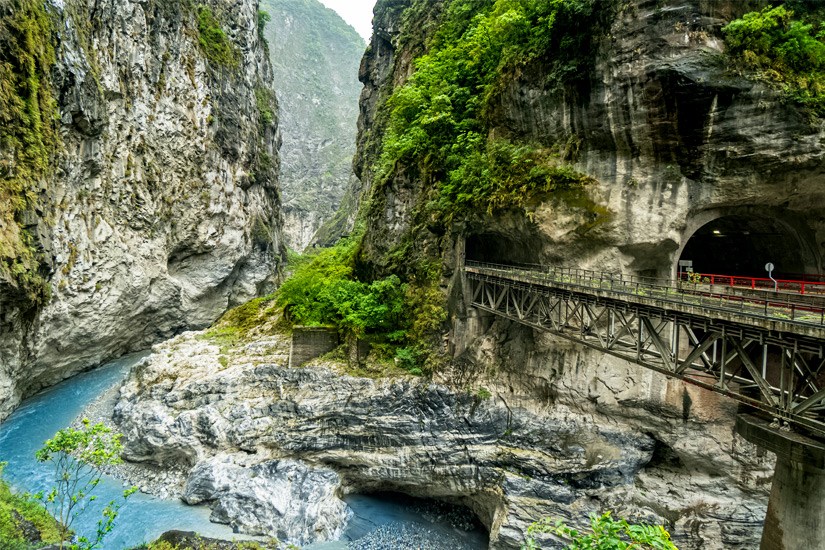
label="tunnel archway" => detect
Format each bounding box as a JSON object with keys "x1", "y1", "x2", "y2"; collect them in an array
[{"x1": 676, "y1": 209, "x2": 821, "y2": 280}]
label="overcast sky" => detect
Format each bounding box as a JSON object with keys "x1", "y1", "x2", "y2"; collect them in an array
[{"x1": 318, "y1": 0, "x2": 375, "y2": 41}]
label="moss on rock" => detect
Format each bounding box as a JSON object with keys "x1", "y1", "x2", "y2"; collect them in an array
[{"x1": 0, "y1": 0, "x2": 59, "y2": 310}]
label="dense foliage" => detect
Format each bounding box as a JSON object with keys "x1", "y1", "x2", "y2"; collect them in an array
[
  {"x1": 723, "y1": 4, "x2": 825, "y2": 115},
  {"x1": 276, "y1": 235, "x2": 444, "y2": 372},
  {"x1": 0, "y1": 0, "x2": 57, "y2": 309},
  {"x1": 197, "y1": 6, "x2": 239, "y2": 67},
  {"x1": 376, "y1": 0, "x2": 609, "y2": 219},
  {"x1": 523, "y1": 513, "x2": 678, "y2": 550},
  {"x1": 277, "y1": 236, "x2": 406, "y2": 340},
  {"x1": 0, "y1": 463, "x2": 61, "y2": 549}
]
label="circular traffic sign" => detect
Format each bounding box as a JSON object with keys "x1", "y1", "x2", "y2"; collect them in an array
[{"x1": 765, "y1": 263, "x2": 775, "y2": 272}]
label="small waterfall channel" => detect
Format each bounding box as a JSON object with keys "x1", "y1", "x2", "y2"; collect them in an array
[{"x1": 0, "y1": 354, "x2": 489, "y2": 549}]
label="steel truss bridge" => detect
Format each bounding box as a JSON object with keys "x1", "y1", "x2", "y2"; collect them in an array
[{"x1": 464, "y1": 261, "x2": 825, "y2": 438}]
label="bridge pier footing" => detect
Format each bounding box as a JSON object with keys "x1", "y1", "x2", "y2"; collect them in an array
[{"x1": 736, "y1": 414, "x2": 825, "y2": 550}]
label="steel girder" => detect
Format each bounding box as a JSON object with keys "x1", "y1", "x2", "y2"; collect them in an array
[{"x1": 468, "y1": 272, "x2": 825, "y2": 438}]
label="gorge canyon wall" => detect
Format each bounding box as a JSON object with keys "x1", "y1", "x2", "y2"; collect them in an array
[{"x1": 0, "y1": 0, "x2": 284, "y2": 422}]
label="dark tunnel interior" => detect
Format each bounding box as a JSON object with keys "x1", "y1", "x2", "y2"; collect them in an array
[{"x1": 678, "y1": 215, "x2": 820, "y2": 279}]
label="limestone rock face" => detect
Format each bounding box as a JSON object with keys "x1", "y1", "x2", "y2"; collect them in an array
[
  {"x1": 182, "y1": 454, "x2": 351, "y2": 545},
  {"x1": 0, "y1": 0, "x2": 285, "y2": 422},
  {"x1": 351, "y1": 0, "x2": 825, "y2": 278},
  {"x1": 260, "y1": 0, "x2": 365, "y2": 252},
  {"x1": 113, "y1": 329, "x2": 772, "y2": 549}
]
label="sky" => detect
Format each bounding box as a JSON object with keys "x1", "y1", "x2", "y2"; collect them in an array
[{"x1": 318, "y1": 0, "x2": 376, "y2": 41}]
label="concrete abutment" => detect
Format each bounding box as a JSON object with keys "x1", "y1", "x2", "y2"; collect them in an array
[{"x1": 737, "y1": 414, "x2": 825, "y2": 550}]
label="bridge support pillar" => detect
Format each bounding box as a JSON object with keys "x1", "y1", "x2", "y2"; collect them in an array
[{"x1": 736, "y1": 414, "x2": 825, "y2": 550}]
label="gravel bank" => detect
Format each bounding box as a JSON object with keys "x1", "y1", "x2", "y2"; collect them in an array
[{"x1": 347, "y1": 522, "x2": 479, "y2": 550}]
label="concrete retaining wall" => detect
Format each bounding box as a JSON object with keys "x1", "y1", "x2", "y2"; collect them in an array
[{"x1": 289, "y1": 326, "x2": 339, "y2": 368}]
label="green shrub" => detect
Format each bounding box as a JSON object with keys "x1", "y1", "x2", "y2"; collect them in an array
[
  {"x1": 723, "y1": 4, "x2": 825, "y2": 115},
  {"x1": 255, "y1": 86, "x2": 275, "y2": 127},
  {"x1": 277, "y1": 235, "x2": 409, "y2": 337},
  {"x1": 396, "y1": 345, "x2": 429, "y2": 372},
  {"x1": 523, "y1": 512, "x2": 678, "y2": 550},
  {"x1": 276, "y1": 237, "x2": 448, "y2": 366},
  {"x1": 35, "y1": 420, "x2": 137, "y2": 549},
  {"x1": 257, "y1": 9, "x2": 270, "y2": 40},
  {"x1": 197, "y1": 6, "x2": 239, "y2": 67}
]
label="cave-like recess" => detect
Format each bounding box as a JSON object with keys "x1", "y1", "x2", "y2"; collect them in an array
[{"x1": 678, "y1": 214, "x2": 821, "y2": 280}]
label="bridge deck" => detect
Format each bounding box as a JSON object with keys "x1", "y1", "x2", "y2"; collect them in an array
[
  {"x1": 465, "y1": 262, "x2": 825, "y2": 340},
  {"x1": 464, "y1": 261, "x2": 825, "y2": 439}
]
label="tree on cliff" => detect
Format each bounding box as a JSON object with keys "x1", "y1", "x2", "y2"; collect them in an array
[{"x1": 523, "y1": 512, "x2": 678, "y2": 550}]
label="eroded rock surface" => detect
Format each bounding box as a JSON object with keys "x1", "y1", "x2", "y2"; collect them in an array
[
  {"x1": 183, "y1": 454, "x2": 351, "y2": 544},
  {"x1": 113, "y1": 324, "x2": 772, "y2": 549},
  {"x1": 0, "y1": 0, "x2": 284, "y2": 422}
]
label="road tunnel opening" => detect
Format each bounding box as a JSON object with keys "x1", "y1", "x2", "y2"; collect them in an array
[
  {"x1": 677, "y1": 214, "x2": 820, "y2": 280},
  {"x1": 465, "y1": 232, "x2": 540, "y2": 266}
]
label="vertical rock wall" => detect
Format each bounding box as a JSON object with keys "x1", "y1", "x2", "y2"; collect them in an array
[
  {"x1": 0, "y1": 0, "x2": 285, "y2": 421},
  {"x1": 260, "y1": 0, "x2": 365, "y2": 252}
]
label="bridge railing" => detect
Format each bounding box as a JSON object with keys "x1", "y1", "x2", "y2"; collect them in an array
[
  {"x1": 464, "y1": 260, "x2": 825, "y2": 327},
  {"x1": 677, "y1": 272, "x2": 825, "y2": 295}
]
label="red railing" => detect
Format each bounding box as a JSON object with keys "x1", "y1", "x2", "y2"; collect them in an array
[{"x1": 679, "y1": 272, "x2": 825, "y2": 295}]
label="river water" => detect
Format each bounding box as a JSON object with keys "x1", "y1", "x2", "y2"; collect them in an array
[{"x1": 0, "y1": 354, "x2": 489, "y2": 549}]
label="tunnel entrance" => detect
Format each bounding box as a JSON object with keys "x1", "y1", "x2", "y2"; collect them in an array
[
  {"x1": 678, "y1": 214, "x2": 820, "y2": 280},
  {"x1": 465, "y1": 232, "x2": 540, "y2": 265}
]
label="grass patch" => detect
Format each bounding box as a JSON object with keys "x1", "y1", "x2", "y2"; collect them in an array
[{"x1": 0, "y1": 463, "x2": 62, "y2": 547}]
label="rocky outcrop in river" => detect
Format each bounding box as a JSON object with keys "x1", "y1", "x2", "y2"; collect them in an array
[
  {"x1": 183, "y1": 454, "x2": 351, "y2": 544},
  {"x1": 0, "y1": 0, "x2": 284, "y2": 422},
  {"x1": 111, "y1": 308, "x2": 773, "y2": 549}
]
